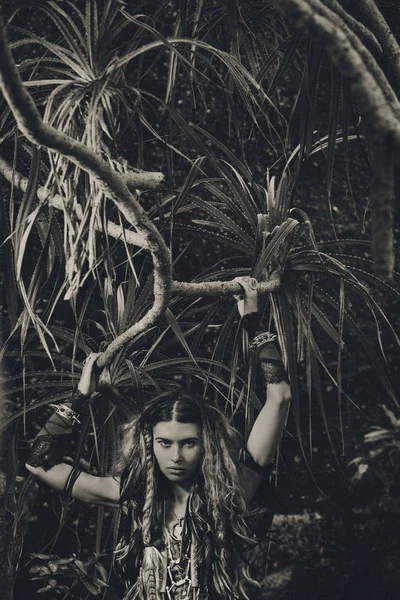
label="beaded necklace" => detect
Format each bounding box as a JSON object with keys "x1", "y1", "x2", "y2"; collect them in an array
[{"x1": 164, "y1": 502, "x2": 193, "y2": 600}]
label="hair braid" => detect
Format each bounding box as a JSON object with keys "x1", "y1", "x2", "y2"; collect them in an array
[
  {"x1": 141, "y1": 426, "x2": 155, "y2": 546},
  {"x1": 138, "y1": 426, "x2": 166, "y2": 600}
]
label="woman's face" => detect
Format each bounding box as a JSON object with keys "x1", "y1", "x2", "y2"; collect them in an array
[{"x1": 153, "y1": 420, "x2": 202, "y2": 484}]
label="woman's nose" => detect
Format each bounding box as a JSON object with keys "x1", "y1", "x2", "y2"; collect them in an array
[{"x1": 170, "y1": 444, "x2": 182, "y2": 463}]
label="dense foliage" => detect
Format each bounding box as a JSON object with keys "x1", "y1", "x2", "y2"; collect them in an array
[{"x1": 1, "y1": 1, "x2": 400, "y2": 598}]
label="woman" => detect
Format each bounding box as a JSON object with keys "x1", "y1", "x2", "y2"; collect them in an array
[{"x1": 26, "y1": 277, "x2": 291, "y2": 600}]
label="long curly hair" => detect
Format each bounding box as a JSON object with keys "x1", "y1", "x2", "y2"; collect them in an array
[{"x1": 114, "y1": 390, "x2": 261, "y2": 600}]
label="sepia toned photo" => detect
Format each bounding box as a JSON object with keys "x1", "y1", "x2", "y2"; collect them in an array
[{"x1": 1, "y1": 1, "x2": 399, "y2": 599}]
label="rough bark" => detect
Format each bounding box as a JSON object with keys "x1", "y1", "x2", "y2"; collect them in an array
[
  {"x1": 277, "y1": 0, "x2": 399, "y2": 112},
  {"x1": 369, "y1": 133, "x2": 395, "y2": 279},
  {"x1": 125, "y1": 170, "x2": 165, "y2": 192},
  {"x1": 322, "y1": 0, "x2": 383, "y2": 58},
  {"x1": 171, "y1": 276, "x2": 281, "y2": 297},
  {"x1": 353, "y1": 0, "x2": 400, "y2": 94}
]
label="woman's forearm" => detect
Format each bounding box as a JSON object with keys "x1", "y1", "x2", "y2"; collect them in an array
[
  {"x1": 26, "y1": 462, "x2": 121, "y2": 506},
  {"x1": 25, "y1": 407, "x2": 120, "y2": 505},
  {"x1": 25, "y1": 353, "x2": 121, "y2": 506},
  {"x1": 246, "y1": 382, "x2": 291, "y2": 467}
]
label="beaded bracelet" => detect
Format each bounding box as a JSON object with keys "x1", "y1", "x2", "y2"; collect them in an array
[{"x1": 248, "y1": 331, "x2": 277, "y2": 353}]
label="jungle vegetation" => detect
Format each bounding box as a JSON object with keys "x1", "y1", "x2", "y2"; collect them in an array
[{"x1": 1, "y1": 1, "x2": 400, "y2": 598}]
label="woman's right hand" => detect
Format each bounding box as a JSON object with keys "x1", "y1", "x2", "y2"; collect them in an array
[{"x1": 77, "y1": 352, "x2": 102, "y2": 397}]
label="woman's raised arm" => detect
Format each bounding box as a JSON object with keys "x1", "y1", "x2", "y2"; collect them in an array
[
  {"x1": 234, "y1": 277, "x2": 291, "y2": 469},
  {"x1": 26, "y1": 353, "x2": 121, "y2": 507},
  {"x1": 246, "y1": 369, "x2": 291, "y2": 468}
]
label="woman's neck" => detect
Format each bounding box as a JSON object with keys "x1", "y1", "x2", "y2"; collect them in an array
[{"x1": 170, "y1": 481, "x2": 192, "y2": 504}]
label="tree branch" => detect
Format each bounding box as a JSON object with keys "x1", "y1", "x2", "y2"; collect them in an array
[
  {"x1": 0, "y1": 156, "x2": 148, "y2": 249},
  {"x1": 0, "y1": 155, "x2": 281, "y2": 299},
  {"x1": 125, "y1": 170, "x2": 165, "y2": 192},
  {"x1": 0, "y1": 13, "x2": 172, "y2": 367},
  {"x1": 267, "y1": 0, "x2": 400, "y2": 143},
  {"x1": 305, "y1": 0, "x2": 398, "y2": 109},
  {"x1": 353, "y1": 0, "x2": 400, "y2": 95},
  {"x1": 0, "y1": 18, "x2": 283, "y2": 371},
  {"x1": 369, "y1": 132, "x2": 395, "y2": 279},
  {"x1": 171, "y1": 275, "x2": 281, "y2": 297},
  {"x1": 267, "y1": 0, "x2": 400, "y2": 278},
  {"x1": 322, "y1": 0, "x2": 383, "y2": 59}
]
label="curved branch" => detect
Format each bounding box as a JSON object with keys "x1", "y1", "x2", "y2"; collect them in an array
[
  {"x1": 353, "y1": 0, "x2": 400, "y2": 94},
  {"x1": 267, "y1": 0, "x2": 400, "y2": 142},
  {"x1": 0, "y1": 14, "x2": 172, "y2": 367},
  {"x1": 0, "y1": 155, "x2": 282, "y2": 296},
  {"x1": 0, "y1": 17, "x2": 282, "y2": 369},
  {"x1": 322, "y1": 0, "x2": 383, "y2": 59},
  {"x1": 97, "y1": 278, "x2": 283, "y2": 368},
  {"x1": 306, "y1": 0, "x2": 398, "y2": 109},
  {"x1": 267, "y1": 0, "x2": 400, "y2": 278}
]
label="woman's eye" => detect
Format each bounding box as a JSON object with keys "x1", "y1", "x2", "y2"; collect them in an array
[
  {"x1": 185, "y1": 441, "x2": 196, "y2": 448},
  {"x1": 158, "y1": 440, "x2": 171, "y2": 447}
]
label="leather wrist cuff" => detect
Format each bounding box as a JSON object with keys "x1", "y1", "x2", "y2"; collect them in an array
[
  {"x1": 27, "y1": 435, "x2": 67, "y2": 471},
  {"x1": 70, "y1": 388, "x2": 88, "y2": 410},
  {"x1": 241, "y1": 312, "x2": 261, "y2": 339},
  {"x1": 260, "y1": 358, "x2": 289, "y2": 384}
]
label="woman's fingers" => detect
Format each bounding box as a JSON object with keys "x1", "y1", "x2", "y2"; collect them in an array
[
  {"x1": 82, "y1": 352, "x2": 102, "y2": 372},
  {"x1": 78, "y1": 353, "x2": 102, "y2": 396},
  {"x1": 233, "y1": 276, "x2": 258, "y2": 315},
  {"x1": 84, "y1": 352, "x2": 102, "y2": 364},
  {"x1": 234, "y1": 276, "x2": 258, "y2": 294}
]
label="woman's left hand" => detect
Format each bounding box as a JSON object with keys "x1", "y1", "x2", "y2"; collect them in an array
[
  {"x1": 234, "y1": 276, "x2": 258, "y2": 316},
  {"x1": 77, "y1": 352, "x2": 102, "y2": 397}
]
